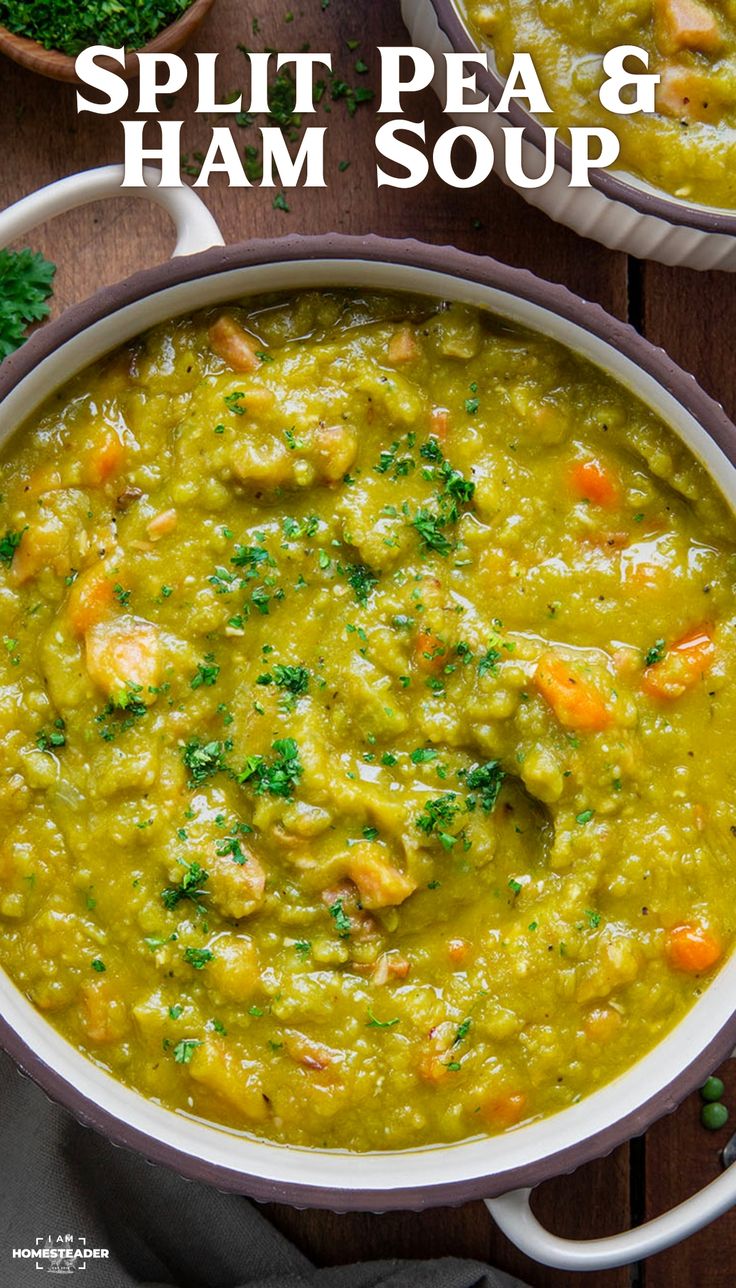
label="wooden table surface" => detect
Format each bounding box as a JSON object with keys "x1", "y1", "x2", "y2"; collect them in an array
[{"x1": 1, "y1": 1, "x2": 735, "y2": 1283}]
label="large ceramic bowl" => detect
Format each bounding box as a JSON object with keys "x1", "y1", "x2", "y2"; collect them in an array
[
  {"x1": 2, "y1": 168, "x2": 736, "y2": 1273},
  {"x1": 402, "y1": 0, "x2": 736, "y2": 270}
]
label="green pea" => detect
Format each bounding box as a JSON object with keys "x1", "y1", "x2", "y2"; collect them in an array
[
  {"x1": 701, "y1": 1102, "x2": 729, "y2": 1131},
  {"x1": 701, "y1": 1076, "x2": 726, "y2": 1103}
]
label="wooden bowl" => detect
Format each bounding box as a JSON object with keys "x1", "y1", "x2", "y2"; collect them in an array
[{"x1": 0, "y1": 0, "x2": 216, "y2": 83}]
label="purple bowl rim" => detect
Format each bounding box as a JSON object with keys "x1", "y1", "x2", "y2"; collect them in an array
[
  {"x1": 1, "y1": 231, "x2": 736, "y2": 1210},
  {"x1": 427, "y1": 0, "x2": 736, "y2": 236}
]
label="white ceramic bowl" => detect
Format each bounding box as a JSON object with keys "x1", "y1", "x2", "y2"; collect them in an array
[
  {"x1": 402, "y1": 0, "x2": 736, "y2": 269},
  {"x1": 2, "y1": 169, "x2": 736, "y2": 1272}
]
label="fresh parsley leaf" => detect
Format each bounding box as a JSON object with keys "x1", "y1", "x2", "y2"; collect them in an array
[{"x1": 0, "y1": 249, "x2": 55, "y2": 360}]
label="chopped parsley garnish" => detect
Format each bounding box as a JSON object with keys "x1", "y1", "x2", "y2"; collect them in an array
[
  {"x1": 410, "y1": 441, "x2": 475, "y2": 556},
  {"x1": 173, "y1": 1038, "x2": 201, "y2": 1064},
  {"x1": 411, "y1": 747, "x2": 438, "y2": 764},
  {"x1": 0, "y1": 528, "x2": 25, "y2": 563},
  {"x1": 113, "y1": 583, "x2": 131, "y2": 607},
  {"x1": 91, "y1": 958, "x2": 106, "y2": 973},
  {"x1": 645, "y1": 639, "x2": 666, "y2": 666},
  {"x1": 508, "y1": 877, "x2": 522, "y2": 895},
  {"x1": 169, "y1": 1004, "x2": 183, "y2": 1020},
  {"x1": 465, "y1": 760, "x2": 505, "y2": 813},
  {"x1": 346, "y1": 562, "x2": 379, "y2": 604},
  {"x1": 161, "y1": 860, "x2": 209, "y2": 911},
  {"x1": 412, "y1": 509, "x2": 452, "y2": 556},
  {"x1": 294, "y1": 940, "x2": 311, "y2": 957},
  {"x1": 224, "y1": 390, "x2": 246, "y2": 415},
  {"x1": 257, "y1": 663, "x2": 309, "y2": 696},
  {"x1": 453, "y1": 1017, "x2": 472, "y2": 1046},
  {"x1": 182, "y1": 738, "x2": 230, "y2": 786},
  {"x1": 585, "y1": 909, "x2": 602, "y2": 928},
  {"x1": 191, "y1": 654, "x2": 220, "y2": 689},
  {"x1": 478, "y1": 646, "x2": 501, "y2": 678},
  {"x1": 415, "y1": 793, "x2": 464, "y2": 848},
  {"x1": 576, "y1": 809, "x2": 595, "y2": 825},
  {"x1": 95, "y1": 683, "x2": 147, "y2": 742},
  {"x1": 367, "y1": 1008, "x2": 399, "y2": 1029},
  {"x1": 183, "y1": 946, "x2": 213, "y2": 970},
  {"x1": 329, "y1": 897, "x2": 352, "y2": 938},
  {"x1": 231, "y1": 543, "x2": 272, "y2": 571},
  {"x1": 36, "y1": 717, "x2": 66, "y2": 752},
  {"x1": 237, "y1": 738, "x2": 303, "y2": 799}
]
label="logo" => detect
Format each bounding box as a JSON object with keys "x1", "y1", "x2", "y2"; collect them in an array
[{"x1": 11, "y1": 1235, "x2": 110, "y2": 1273}]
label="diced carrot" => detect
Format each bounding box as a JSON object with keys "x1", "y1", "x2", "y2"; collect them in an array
[
  {"x1": 535, "y1": 652, "x2": 611, "y2": 732},
  {"x1": 82, "y1": 430, "x2": 125, "y2": 487},
  {"x1": 146, "y1": 508, "x2": 178, "y2": 540},
  {"x1": 66, "y1": 565, "x2": 115, "y2": 636},
  {"x1": 431, "y1": 407, "x2": 450, "y2": 441},
  {"x1": 642, "y1": 625, "x2": 715, "y2": 700},
  {"x1": 478, "y1": 1091, "x2": 527, "y2": 1129},
  {"x1": 414, "y1": 627, "x2": 446, "y2": 674},
  {"x1": 372, "y1": 951, "x2": 411, "y2": 984},
  {"x1": 80, "y1": 979, "x2": 127, "y2": 1044},
  {"x1": 387, "y1": 325, "x2": 417, "y2": 364},
  {"x1": 655, "y1": 0, "x2": 722, "y2": 53},
  {"x1": 626, "y1": 560, "x2": 669, "y2": 592},
  {"x1": 448, "y1": 937, "x2": 471, "y2": 963},
  {"x1": 656, "y1": 64, "x2": 722, "y2": 124},
  {"x1": 584, "y1": 1006, "x2": 622, "y2": 1043},
  {"x1": 569, "y1": 458, "x2": 621, "y2": 508},
  {"x1": 208, "y1": 316, "x2": 260, "y2": 372},
  {"x1": 666, "y1": 922, "x2": 722, "y2": 974},
  {"x1": 312, "y1": 423, "x2": 358, "y2": 483}
]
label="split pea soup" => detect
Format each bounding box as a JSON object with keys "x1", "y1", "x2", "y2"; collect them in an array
[
  {"x1": 463, "y1": 0, "x2": 736, "y2": 209},
  {"x1": 1, "y1": 289, "x2": 735, "y2": 1151}
]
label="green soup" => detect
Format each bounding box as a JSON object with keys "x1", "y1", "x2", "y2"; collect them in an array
[
  {"x1": 0, "y1": 290, "x2": 734, "y2": 1150},
  {"x1": 464, "y1": 0, "x2": 736, "y2": 209}
]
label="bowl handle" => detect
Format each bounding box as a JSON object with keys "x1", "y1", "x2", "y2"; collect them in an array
[
  {"x1": 0, "y1": 164, "x2": 224, "y2": 258},
  {"x1": 486, "y1": 1163, "x2": 736, "y2": 1271}
]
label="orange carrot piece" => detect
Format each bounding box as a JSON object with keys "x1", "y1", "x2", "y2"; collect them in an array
[
  {"x1": 569, "y1": 458, "x2": 621, "y2": 508},
  {"x1": 642, "y1": 625, "x2": 715, "y2": 700},
  {"x1": 414, "y1": 627, "x2": 446, "y2": 674},
  {"x1": 448, "y1": 937, "x2": 471, "y2": 963},
  {"x1": 83, "y1": 431, "x2": 125, "y2": 486},
  {"x1": 66, "y1": 566, "x2": 115, "y2": 636},
  {"x1": 430, "y1": 407, "x2": 450, "y2": 442},
  {"x1": 479, "y1": 1091, "x2": 527, "y2": 1129},
  {"x1": 535, "y1": 652, "x2": 611, "y2": 732},
  {"x1": 666, "y1": 923, "x2": 722, "y2": 974}
]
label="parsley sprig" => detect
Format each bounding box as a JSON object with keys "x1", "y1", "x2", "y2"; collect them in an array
[{"x1": 0, "y1": 249, "x2": 55, "y2": 360}]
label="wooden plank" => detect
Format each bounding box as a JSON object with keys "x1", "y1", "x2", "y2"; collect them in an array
[
  {"x1": 0, "y1": 4, "x2": 633, "y2": 1287},
  {"x1": 265, "y1": 1146, "x2": 631, "y2": 1288},
  {"x1": 643, "y1": 1059, "x2": 735, "y2": 1287},
  {"x1": 642, "y1": 261, "x2": 736, "y2": 1284},
  {"x1": 642, "y1": 264, "x2": 736, "y2": 420}
]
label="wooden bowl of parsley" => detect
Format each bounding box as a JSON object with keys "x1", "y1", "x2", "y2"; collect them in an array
[{"x1": 0, "y1": 0, "x2": 216, "y2": 83}]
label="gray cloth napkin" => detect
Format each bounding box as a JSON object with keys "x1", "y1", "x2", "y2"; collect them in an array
[{"x1": 0, "y1": 1050, "x2": 528, "y2": 1288}]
